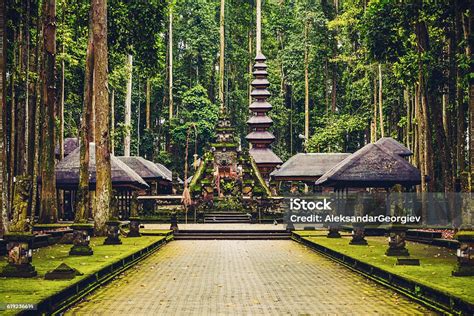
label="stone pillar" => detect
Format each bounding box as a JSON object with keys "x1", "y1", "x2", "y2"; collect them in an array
[
  {"x1": 385, "y1": 225, "x2": 409, "y2": 256},
  {"x1": 127, "y1": 217, "x2": 141, "y2": 237},
  {"x1": 104, "y1": 220, "x2": 122, "y2": 245},
  {"x1": 0, "y1": 234, "x2": 37, "y2": 277},
  {"x1": 127, "y1": 192, "x2": 141, "y2": 237},
  {"x1": 170, "y1": 211, "x2": 179, "y2": 232},
  {"x1": 350, "y1": 223, "x2": 368, "y2": 245},
  {"x1": 350, "y1": 195, "x2": 367, "y2": 245},
  {"x1": 69, "y1": 224, "x2": 94, "y2": 256},
  {"x1": 327, "y1": 226, "x2": 341, "y2": 238}
]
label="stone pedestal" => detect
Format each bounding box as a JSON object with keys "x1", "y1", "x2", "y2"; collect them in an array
[
  {"x1": 452, "y1": 231, "x2": 474, "y2": 276},
  {"x1": 104, "y1": 221, "x2": 122, "y2": 245},
  {"x1": 170, "y1": 212, "x2": 179, "y2": 232},
  {"x1": 327, "y1": 226, "x2": 341, "y2": 238},
  {"x1": 349, "y1": 224, "x2": 368, "y2": 245},
  {"x1": 69, "y1": 224, "x2": 94, "y2": 256},
  {"x1": 385, "y1": 225, "x2": 409, "y2": 256},
  {"x1": 0, "y1": 234, "x2": 37, "y2": 278},
  {"x1": 127, "y1": 217, "x2": 141, "y2": 237}
]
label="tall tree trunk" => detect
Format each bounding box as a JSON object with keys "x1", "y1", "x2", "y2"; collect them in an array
[
  {"x1": 9, "y1": 30, "x2": 16, "y2": 215},
  {"x1": 454, "y1": 0, "x2": 467, "y2": 191},
  {"x1": 248, "y1": 29, "x2": 252, "y2": 108},
  {"x1": 461, "y1": 5, "x2": 472, "y2": 191},
  {"x1": 17, "y1": 13, "x2": 27, "y2": 176},
  {"x1": 415, "y1": 17, "x2": 434, "y2": 192},
  {"x1": 23, "y1": 0, "x2": 31, "y2": 174},
  {"x1": 124, "y1": 53, "x2": 132, "y2": 156},
  {"x1": 110, "y1": 89, "x2": 114, "y2": 155},
  {"x1": 404, "y1": 88, "x2": 411, "y2": 149},
  {"x1": 219, "y1": 0, "x2": 225, "y2": 109},
  {"x1": 304, "y1": 19, "x2": 309, "y2": 146},
  {"x1": 378, "y1": 63, "x2": 384, "y2": 138},
  {"x1": 0, "y1": 0, "x2": 7, "y2": 235},
  {"x1": 137, "y1": 75, "x2": 140, "y2": 155},
  {"x1": 59, "y1": 35, "x2": 65, "y2": 159},
  {"x1": 372, "y1": 75, "x2": 377, "y2": 142},
  {"x1": 92, "y1": 0, "x2": 111, "y2": 235},
  {"x1": 146, "y1": 78, "x2": 150, "y2": 130},
  {"x1": 256, "y1": 0, "x2": 261, "y2": 55},
  {"x1": 415, "y1": 83, "x2": 425, "y2": 192},
  {"x1": 30, "y1": 5, "x2": 43, "y2": 225},
  {"x1": 39, "y1": 0, "x2": 58, "y2": 223},
  {"x1": 76, "y1": 20, "x2": 94, "y2": 223},
  {"x1": 331, "y1": 65, "x2": 336, "y2": 113},
  {"x1": 168, "y1": 4, "x2": 173, "y2": 121}
]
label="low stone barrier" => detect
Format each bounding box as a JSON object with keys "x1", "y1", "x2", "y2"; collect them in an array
[
  {"x1": 18, "y1": 236, "x2": 172, "y2": 316},
  {"x1": 292, "y1": 233, "x2": 474, "y2": 315}
]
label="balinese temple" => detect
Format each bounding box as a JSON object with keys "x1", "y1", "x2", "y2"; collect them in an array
[
  {"x1": 246, "y1": 53, "x2": 282, "y2": 179},
  {"x1": 189, "y1": 109, "x2": 271, "y2": 200}
]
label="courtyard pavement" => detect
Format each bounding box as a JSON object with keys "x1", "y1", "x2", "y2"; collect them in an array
[{"x1": 66, "y1": 240, "x2": 433, "y2": 315}]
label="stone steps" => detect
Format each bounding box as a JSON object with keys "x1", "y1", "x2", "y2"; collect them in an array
[
  {"x1": 204, "y1": 212, "x2": 251, "y2": 224},
  {"x1": 174, "y1": 230, "x2": 291, "y2": 240}
]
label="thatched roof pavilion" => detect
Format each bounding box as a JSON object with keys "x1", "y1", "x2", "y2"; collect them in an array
[
  {"x1": 375, "y1": 137, "x2": 412, "y2": 157},
  {"x1": 55, "y1": 143, "x2": 149, "y2": 190},
  {"x1": 117, "y1": 156, "x2": 168, "y2": 182},
  {"x1": 155, "y1": 163, "x2": 183, "y2": 184},
  {"x1": 315, "y1": 143, "x2": 421, "y2": 188},
  {"x1": 55, "y1": 137, "x2": 79, "y2": 159},
  {"x1": 270, "y1": 153, "x2": 351, "y2": 182}
]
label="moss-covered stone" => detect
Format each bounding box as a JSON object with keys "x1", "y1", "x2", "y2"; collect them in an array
[
  {"x1": 69, "y1": 244, "x2": 94, "y2": 256},
  {"x1": 0, "y1": 263, "x2": 37, "y2": 278}
]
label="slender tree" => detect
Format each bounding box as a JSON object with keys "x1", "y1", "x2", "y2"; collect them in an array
[
  {"x1": 110, "y1": 89, "x2": 114, "y2": 155},
  {"x1": 76, "y1": 14, "x2": 94, "y2": 223},
  {"x1": 92, "y1": 0, "x2": 111, "y2": 235},
  {"x1": 0, "y1": 0, "x2": 7, "y2": 234},
  {"x1": 304, "y1": 18, "x2": 309, "y2": 146},
  {"x1": 219, "y1": 0, "x2": 225, "y2": 109},
  {"x1": 146, "y1": 78, "x2": 150, "y2": 129},
  {"x1": 39, "y1": 0, "x2": 58, "y2": 223},
  {"x1": 378, "y1": 63, "x2": 384, "y2": 138},
  {"x1": 168, "y1": 3, "x2": 173, "y2": 121},
  {"x1": 124, "y1": 54, "x2": 132, "y2": 156}
]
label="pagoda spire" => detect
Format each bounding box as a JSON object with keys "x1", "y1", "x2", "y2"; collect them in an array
[{"x1": 245, "y1": 0, "x2": 282, "y2": 179}]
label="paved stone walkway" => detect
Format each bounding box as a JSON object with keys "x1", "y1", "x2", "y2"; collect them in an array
[{"x1": 67, "y1": 240, "x2": 433, "y2": 315}]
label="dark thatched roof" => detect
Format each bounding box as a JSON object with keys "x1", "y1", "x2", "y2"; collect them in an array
[
  {"x1": 55, "y1": 137, "x2": 79, "y2": 158},
  {"x1": 155, "y1": 163, "x2": 180, "y2": 183},
  {"x1": 315, "y1": 143, "x2": 421, "y2": 188},
  {"x1": 270, "y1": 153, "x2": 351, "y2": 181},
  {"x1": 375, "y1": 137, "x2": 413, "y2": 157},
  {"x1": 55, "y1": 143, "x2": 149, "y2": 190},
  {"x1": 250, "y1": 148, "x2": 283, "y2": 165},
  {"x1": 117, "y1": 156, "x2": 168, "y2": 181}
]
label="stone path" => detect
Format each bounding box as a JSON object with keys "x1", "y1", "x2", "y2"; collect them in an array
[{"x1": 67, "y1": 240, "x2": 434, "y2": 315}]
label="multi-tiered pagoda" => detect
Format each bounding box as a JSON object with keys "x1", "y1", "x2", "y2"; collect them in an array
[{"x1": 246, "y1": 53, "x2": 282, "y2": 179}]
